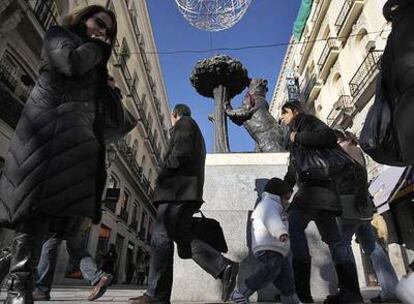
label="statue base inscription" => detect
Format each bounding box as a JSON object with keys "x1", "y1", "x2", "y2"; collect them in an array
[{"x1": 171, "y1": 153, "x2": 338, "y2": 302}]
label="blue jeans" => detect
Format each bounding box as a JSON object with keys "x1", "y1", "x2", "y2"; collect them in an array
[
  {"x1": 288, "y1": 209, "x2": 354, "y2": 264},
  {"x1": 146, "y1": 202, "x2": 230, "y2": 302},
  {"x1": 340, "y1": 220, "x2": 399, "y2": 299},
  {"x1": 34, "y1": 219, "x2": 104, "y2": 293},
  {"x1": 241, "y1": 251, "x2": 295, "y2": 297}
]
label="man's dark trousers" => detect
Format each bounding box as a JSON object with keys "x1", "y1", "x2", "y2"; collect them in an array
[{"x1": 146, "y1": 201, "x2": 230, "y2": 302}]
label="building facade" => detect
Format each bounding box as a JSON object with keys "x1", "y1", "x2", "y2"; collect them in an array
[
  {"x1": 0, "y1": 0, "x2": 171, "y2": 286},
  {"x1": 270, "y1": 0, "x2": 412, "y2": 287}
]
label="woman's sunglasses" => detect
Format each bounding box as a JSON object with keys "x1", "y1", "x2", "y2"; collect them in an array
[{"x1": 94, "y1": 16, "x2": 110, "y2": 33}]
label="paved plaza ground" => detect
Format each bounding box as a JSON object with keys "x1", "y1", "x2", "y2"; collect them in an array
[{"x1": 0, "y1": 285, "x2": 401, "y2": 303}]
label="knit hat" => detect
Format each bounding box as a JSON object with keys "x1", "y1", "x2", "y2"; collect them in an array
[{"x1": 264, "y1": 178, "x2": 293, "y2": 196}]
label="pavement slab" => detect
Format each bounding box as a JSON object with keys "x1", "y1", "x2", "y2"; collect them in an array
[{"x1": 0, "y1": 286, "x2": 400, "y2": 303}]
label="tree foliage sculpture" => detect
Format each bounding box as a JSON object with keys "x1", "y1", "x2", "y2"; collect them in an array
[{"x1": 190, "y1": 55, "x2": 249, "y2": 152}]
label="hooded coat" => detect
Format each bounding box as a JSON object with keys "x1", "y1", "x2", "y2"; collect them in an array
[{"x1": 0, "y1": 26, "x2": 108, "y2": 228}]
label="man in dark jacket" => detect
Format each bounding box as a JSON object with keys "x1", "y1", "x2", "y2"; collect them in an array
[{"x1": 128, "y1": 104, "x2": 238, "y2": 304}]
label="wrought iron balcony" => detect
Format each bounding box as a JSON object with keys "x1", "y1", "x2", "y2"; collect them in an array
[
  {"x1": 318, "y1": 38, "x2": 340, "y2": 80},
  {"x1": 335, "y1": 0, "x2": 365, "y2": 39},
  {"x1": 327, "y1": 95, "x2": 354, "y2": 127},
  {"x1": 25, "y1": 0, "x2": 58, "y2": 31},
  {"x1": 120, "y1": 58, "x2": 132, "y2": 85},
  {"x1": 116, "y1": 139, "x2": 154, "y2": 197},
  {"x1": 130, "y1": 12, "x2": 141, "y2": 40},
  {"x1": 349, "y1": 50, "x2": 383, "y2": 98}
]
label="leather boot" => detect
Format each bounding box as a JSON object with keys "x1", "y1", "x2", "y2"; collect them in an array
[
  {"x1": 324, "y1": 262, "x2": 363, "y2": 304},
  {"x1": 0, "y1": 247, "x2": 12, "y2": 286},
  {"x1": 292, "y1": 258, "x2": 314, "y2": 303},
  {"x1": 4, "y1": 233, "x2": 42, "y2": 304}
]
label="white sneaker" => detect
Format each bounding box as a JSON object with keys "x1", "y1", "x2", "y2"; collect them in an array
[
  {"x1": 230, "y1": 290, "x2": 249, "y2": 304},
  {"x1": 396, "y1": 272, "x2": 414, "y2": 304},
  {"x1": 281, "y1": 293, "x2": 303, "y2": 304}
]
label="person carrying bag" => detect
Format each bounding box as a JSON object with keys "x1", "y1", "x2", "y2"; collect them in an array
[
  {"x1": 360, "y1": 0, "x2": 414, "y2": 166},
  {"x1": 280, "y1": 101, "x2": 364, "y2": 304}
]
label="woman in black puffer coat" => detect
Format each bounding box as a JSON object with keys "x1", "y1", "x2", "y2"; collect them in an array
[
  {"x1": 382, "y1": 0, "x2": 414, "y2": 164},
  {"x1": 0, "y1": 6, "x2": 117, "y2": 303},
  {"x1": 281, "y1": 102, "x2": 363, "y2": 304}
]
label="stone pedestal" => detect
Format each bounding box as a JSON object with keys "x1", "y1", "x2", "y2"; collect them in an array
[{"x1": 171, "y1": 153, "x2": 337, "y2": 302}]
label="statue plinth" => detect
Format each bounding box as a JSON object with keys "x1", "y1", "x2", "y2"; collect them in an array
[{"x1": 171, "y1": 153, "x2": 337, "y2": 302}]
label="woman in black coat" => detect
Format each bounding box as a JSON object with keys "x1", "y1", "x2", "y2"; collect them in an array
[
  {"x1": 281, "y1": 102, "x2": 363, "y2": 304},
  {"x1": 382, "y1": 0, "x2": 414, "y2": 164},
  {"x1": 0, "y1": 6, "x2": 117, "y2": 303}
]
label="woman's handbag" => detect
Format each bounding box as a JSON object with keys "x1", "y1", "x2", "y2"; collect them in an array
[
  {"x1": 340, "y1": 194, "x2": 374, "y2": 222},
  {"x1": 291, "y1": 145, "x2": 353, "y2": 183},
  {"x1": 359, "y1": 69, "x2": 403, "y2": 166},
  {"x1": 102, "y1": 86, "x2": 137, "y2": 144},
  {"x1": 191, "y1": 211, "x2": 228, "y2": 253}
]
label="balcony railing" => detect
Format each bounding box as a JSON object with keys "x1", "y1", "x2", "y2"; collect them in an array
[
  {"x1": 335, "y1": 0, "x2": 364, "y2": 38},
  {"x1": 130, "y1": 12, "x2": 141, "y2": 40},
  {"x1": 116, "y1": 139, "x2": 153, "y2": 196},
  {"x1": 349, "y1": 50, "x2": 383, "y2": 97},
  {"x1": 327, "y1": 95, "x2": 353, "y2": 127},
  {"x1": 318, "y1": 38, "x2": 339, "y2": 69},
  {"x1": 25, "y1": 0, "x2": 58, "y2": 31}
]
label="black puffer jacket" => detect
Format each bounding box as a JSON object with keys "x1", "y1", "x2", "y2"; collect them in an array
[
  {"x1": 284, "y1": 114, "x2": 347, "y2": 214},
  {"x1": 0, "y1": 26, "x2": 108, "y2": 228},
  {"x1": 382, "y1": 2, "x2": 414, "y2": 165}
]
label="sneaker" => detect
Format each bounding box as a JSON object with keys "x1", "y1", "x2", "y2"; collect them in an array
[
  {"x1": 32, "y1": 289, "x2": 51, "y2": 301},
  {"x1": 221, "y1": 262, "x2": 239, "y2": 302},
  {"x1": 128, "y1": 293, "x2": 169, "y2": 304},
  {"x1": 230, "y1": 290, "x2": 249, "y2": 304},
  {"x1": 87, "y1": 274, "x2": 112, "y2": 301}
]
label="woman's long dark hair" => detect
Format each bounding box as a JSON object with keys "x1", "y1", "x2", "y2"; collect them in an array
[
  {"x1": 281, "y1": 101, "x2": 309, "y2": 131},
  {"x1": 62, "y1": 5, "x2": 118, "y2": 47}
]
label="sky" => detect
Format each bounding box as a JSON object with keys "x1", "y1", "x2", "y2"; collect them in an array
[{"x1": 146, "y1": 0, "x2": 302, "y2": 152}]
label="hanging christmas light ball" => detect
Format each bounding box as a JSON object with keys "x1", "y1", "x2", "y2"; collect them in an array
[{"x1": 174, "y1": 0, "x2": 252, "y2": 32}]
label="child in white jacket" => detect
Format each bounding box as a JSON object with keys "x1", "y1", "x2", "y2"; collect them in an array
[{"x1": 230, "y1": 178, "x2": 301, "y2": 304}]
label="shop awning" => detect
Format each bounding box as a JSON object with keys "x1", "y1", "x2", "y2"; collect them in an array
[{"x1": 369, "y1": 166, "x2": 407, "y2": 213}]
